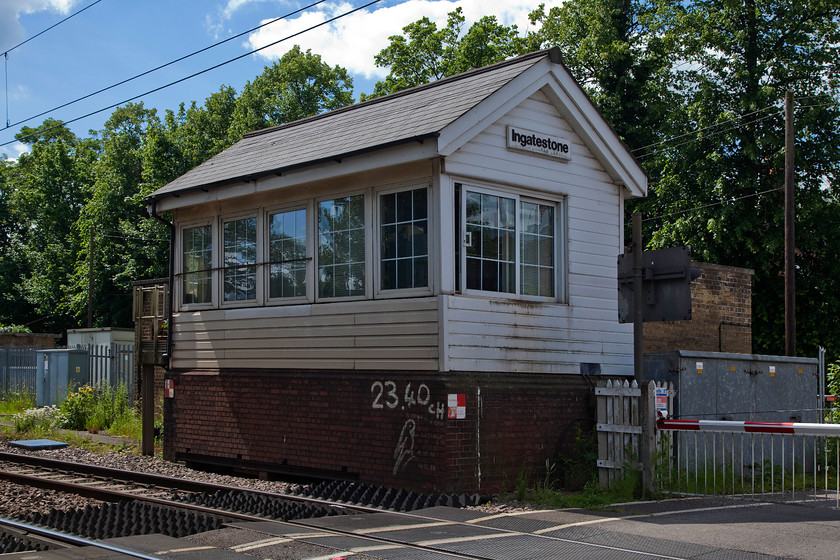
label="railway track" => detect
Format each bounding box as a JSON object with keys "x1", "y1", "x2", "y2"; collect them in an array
[{"x1": 0, "y1": 451, "x2": 705, "y2": 559}]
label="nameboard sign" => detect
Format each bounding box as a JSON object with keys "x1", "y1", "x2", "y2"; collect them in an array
[{"x1": 506, "y1": 125, "x2": 571, "y2": 161}]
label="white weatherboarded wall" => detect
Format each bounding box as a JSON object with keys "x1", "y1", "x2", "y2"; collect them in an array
[
  {"x1": 171, "y1": 297, "x2": 439, "y2": 371},
  {"x1": 441, "y1": 88, "x2": 633, "y2": 376}
]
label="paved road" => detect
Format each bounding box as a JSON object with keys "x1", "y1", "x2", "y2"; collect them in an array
[
  {"x1": 28, "y1": 495, "x2": 840, "y2": 559},
  {"x1": 519, "y1": 496, "x2": 840, "y2": 559}
]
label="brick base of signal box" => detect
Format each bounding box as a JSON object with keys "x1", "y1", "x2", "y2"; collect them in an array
[{"x1": 163, "y1": 369, "x2": 593, "y2": 494}]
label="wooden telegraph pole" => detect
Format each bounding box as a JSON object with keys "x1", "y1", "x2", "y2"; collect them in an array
[{"x1": 785, "y1": 91, "x2": 795, "y2": 356}]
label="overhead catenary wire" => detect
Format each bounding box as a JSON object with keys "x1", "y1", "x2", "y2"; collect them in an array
[
  {"x1": 3, "y1": 0, "x2": 107, "y2": 128},
  {"x1": 635, "y1": 109, "x2": 785, "y2": 161},
  {"x1": 641, "y1": 186, "x2": 785, "y2": 223},
  {"x1": 1, "y1": 0, "x2": 383, "y2": 149},
  {"x1": 1, "y1": 0, "x2": 106, "y2": 56},
  {"x1": 632, "y1": 95, "x2": 838, "y2": 161},
  {"x1": 1, "y1": 0, "x2": 329, "y2": 132}
]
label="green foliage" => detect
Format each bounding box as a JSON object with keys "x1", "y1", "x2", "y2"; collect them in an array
[
  {"x1": 85, "y1": 384, "x2": 133, "y2": 434},
  {"x1": 60, "y1": 384, "x2": 96, "y2": 431},
  {"x1": 58, "y1": 383, "x2": 135, "y2": 435},
  {"x1": 368, "y1": 7, "x2": 525, "y2": 98},
  {"x1": 0, "y1": 389, "x2": 35, "y2": 415},
  {"x1": 558, "y1": 427, "x2": 599, "y2": 491},
  {"x1": 0, "y1": 324, "x2": 31, "y2": 333},
  {"x1": 228, "y1": 46, "x2": 354, "y2": 141},
  {"x1": 634, "y1": 0, "x2": 840, "y2": 358}
]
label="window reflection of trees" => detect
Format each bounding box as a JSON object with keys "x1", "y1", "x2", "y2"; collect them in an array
[
  {"x1": 269, "y1": 209, "x2": 306, "y2": 298},
  {"x1": 224, "y1": 217, "x2": 257, "y2": 301},
  {"x1": 319, "y1": 195, "x2": 365, "y2": 298},
  {"x1": 183, "y1": 225, "x2": 212, "y2": 304}
]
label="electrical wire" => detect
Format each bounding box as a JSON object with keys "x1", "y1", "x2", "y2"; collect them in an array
[
  {"x1": 1, "y1": 0, "x2": 105, "y2": 55},
  {"x1": 632, "y1": 94, "x2": 839, "y2": 160},
  {"x1": 1, "y1": 0, "x2": 383, "y2": 148},
  {"x1": 1, "y1": 0, "x2": 329, "y2": 132},
  {"x1": 635, "y1": 109, "x2": 784, "y2": 161},
  {"x1": 641, "y1": 186, "x2": 784, "y2": 223},
  {"x1": 632, "y1": 105, "x2": 783, "y2": 156}
]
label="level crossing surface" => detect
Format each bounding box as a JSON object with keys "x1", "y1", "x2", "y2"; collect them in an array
[{"x1": 23, "y1": 497, "x2": 840, "y2": 559}]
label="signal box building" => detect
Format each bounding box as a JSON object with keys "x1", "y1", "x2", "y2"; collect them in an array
[{"x1": 147, "y1": 48, "x2": 647, "y2": 493}]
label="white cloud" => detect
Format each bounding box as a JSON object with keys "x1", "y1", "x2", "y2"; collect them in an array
[
  {"x1": 0, "y1": 0, "x2": 79, "y2": 49},
  {"x1": 1, "y1": 141, "x2": 30, "y2": 162},
  {"x1": 243, "y1": 0, "x2": 563, "y2": 79}
]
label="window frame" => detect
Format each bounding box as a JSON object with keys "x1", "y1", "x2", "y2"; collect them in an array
[
  {"x1": 374, "y1": 183, "x2": 433, "y2": 298},
  {"x1": 219, "y1": 211, "x2": 261, "y2": 307},
  {"x1": 264, "y1": 202, "x2": 313, "y2": 305},
  {"x1": 458, "y1": 182, "x2": 564, "y2": 303},
  {"x1": 178, "y1": 219, "x2": 216, "y2": 310},
  {"x1": 314, "y1": 189, "x2": 372, "y2": 303}
]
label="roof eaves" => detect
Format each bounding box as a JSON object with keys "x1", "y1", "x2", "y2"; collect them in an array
[{"x1": 146, "y1": 132, "x2": 441, "y2": 204}]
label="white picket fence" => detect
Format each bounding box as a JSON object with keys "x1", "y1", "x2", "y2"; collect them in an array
[{"x1": 596, "y1": 378, "x2": 675, "y2": 487}]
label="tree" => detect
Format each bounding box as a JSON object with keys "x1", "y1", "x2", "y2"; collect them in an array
[
  {"x1": 368, "y1": 8, "x2": 525, "y2": 98},
  {"x1": 228, "y1": 46, "x2": 354, "y2": 141},
  {"x1": 7, "y1": 120, "x2": 98, "y2": 333},
  {"x1": 72, "y1": 103, "x2": 166, "y2": 328},
  {"x1": 0, "y1": 156, "x2": 36, "y2": 328},
  {"x1": 526, "y1": 0, "x2": 683, "y2": 153},
  {"x1": 639, "y1": 0, "x2": 840, "y2": 357}
]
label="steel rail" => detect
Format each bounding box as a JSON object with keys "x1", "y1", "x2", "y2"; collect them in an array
[
  {"x1": 0, "y1": 451, "x2": 382, "y2": 514},
  {"x1": 0, "y1": 452, "x2": 700, "y2": 560},
  {"x1": 0, "y1": 517, "x2": 163, "y2": 560}
]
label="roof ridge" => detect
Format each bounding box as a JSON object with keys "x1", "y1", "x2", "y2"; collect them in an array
[{"x1": 242, "y1": 48, "x2": 554, "y2": 140}]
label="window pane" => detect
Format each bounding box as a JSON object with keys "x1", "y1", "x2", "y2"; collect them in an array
[
  {"x1": 380, "y1": 193, "x2": 396, "y2": 224},
  {"x1": 223, "y1": 217, "x2": 256, "y2": 301},
  {"x1": 414, "y1": 220, "x2": 428, "y2": 256},
  {"x1": 466, "y1": 258, "x2": 481, "y2": 290},
  {"x1": 397, "y1": 190, "x2": 413, "y2": 222},
  {"x1": 381, "y1": 259, "x2": 396, "y2": 290},
  {"x1": 466, "y1": 192, "x2": 481, "y2": 224},
  {"x1": 397, "y1": 223, "x2": 413, "y2": 258},
  {"x1": 381, "y1": 224, "x2": 396, "y2": 259},
  {"x1": 379, "y1": 187, "x2": 429, "y2": 290},
  {"x1": 482, "y1": 227, "x2": 499, "y2": 260},
  {"x1": 397, "y1": 258, "x2": 412, "y2": 289},
  {"x1": 319, "y1": 195, "x2": 365, "y2": 298},
  {"x1": 481, "y1": 194, "x2": 499, "y2": 227},
  {"x1": 482, "y1": 260, "x2": 499, "y2": 292},
  {"x1": 413, "y1": 188, "x2": 428, "y2": 220},
  {"x1": 519, "y1": 202, "x2": 554, "y2": 297},
  {"x1": 269, "y1": 208, "x2": 306, "y2": 298},
  {"x1": 465, "y1": 191, "x2": 515, "y2": 294},
  {"x1": 465, "y1": 224, "x2": 480, "y2": 257},
  {"x1": 414, "y1": 257, "x2": 428, "y2": 288},
  {"x1": 182, "y1": 224, "x2": 212, "y2": 304}
]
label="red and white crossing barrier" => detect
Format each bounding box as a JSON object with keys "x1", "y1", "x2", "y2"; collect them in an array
[{"x1": 658, "y1": 418, "x2": 840, "y2": 437}]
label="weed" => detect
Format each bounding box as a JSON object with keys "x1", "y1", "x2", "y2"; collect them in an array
[
  {"x1": 0, "y1": 389, "x2": 35, "y2": 416},
  {"x1": 12, "y1": 406, "x2": 64, "y2": 434}
]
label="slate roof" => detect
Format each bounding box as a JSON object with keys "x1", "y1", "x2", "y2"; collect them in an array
[{"x1": 148, "y1": 49, "x2": 552, "y2": 201}]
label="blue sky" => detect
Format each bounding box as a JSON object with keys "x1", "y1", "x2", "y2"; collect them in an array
[{"x1": 0, "y1": 0, "x2": 562, "y2": 159}]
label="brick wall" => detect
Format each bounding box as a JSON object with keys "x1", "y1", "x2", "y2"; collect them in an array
[
  {"x1": 163, "y1": 369, "x2": 592, "y2": 494},
  {"x1": 645, "y1": 262, "x2": 753, "y2": 354},
  {"x1": 0, "y1": 333, "x2": 58, "y2": 348}
]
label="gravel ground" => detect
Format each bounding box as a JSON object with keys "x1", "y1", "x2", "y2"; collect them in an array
[
  {"x1": 0, "y1": 437, "x2": 300, "y2": 522},
  {"x1": 0, "y1": 437, "x2": 526, "y2": 521}
]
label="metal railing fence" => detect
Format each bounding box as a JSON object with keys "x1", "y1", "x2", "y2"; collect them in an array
[
  {"x1": 0, "y1": 345, "x2": 135, "y2": 401},
  {"x1": 657, "y1": 419, "x2": 840, "y2": 506},
  {"x1": 0, "y1": 348, "x2": 38, "y2": 395},
  {"x1": 75, "y1": 344, "x2": 135, "y2": 401}
]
